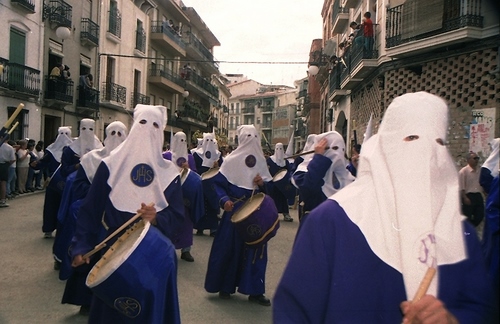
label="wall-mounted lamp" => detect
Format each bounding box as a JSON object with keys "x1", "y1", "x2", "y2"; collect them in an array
[
  {"x1": 182, "y1": 90, "x2": 189, "y2": 98},
  {"x1": 308, "y1": 65, "x2": 320, "y2": 76},
  {"x1": 55, "y1": 26, "x2": 71, "y2": 40}
]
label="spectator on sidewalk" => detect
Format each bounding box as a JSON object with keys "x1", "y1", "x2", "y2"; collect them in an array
[{"x1": 459, "y1": 152, "x2": 485, "y2": 226}]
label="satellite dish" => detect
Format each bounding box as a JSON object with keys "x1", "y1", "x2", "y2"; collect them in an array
[{"x1": 323, "y1": 39, "x2": 337, "y2": 57}]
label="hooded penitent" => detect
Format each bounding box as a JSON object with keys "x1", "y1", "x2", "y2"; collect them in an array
[
  {"x1": 200, "y1": 132, "x2": 219, "y2": 168},
  {"x1": 296, "y1": 131, "x2": 354, "y2": 197},
  {"x1": 219, "y1": 125, "x2": 272, "y2": 190},
  {"x1": 45, "y1": 126, "x2": 73, "y2": 162},
  {"x1": 171, "y1": 131, "x2": 189, "y2": 171},
  {"x1": 270, "y1": 143, "x2": 286, "y2": 167},
  {"x1": 80, "y1": 121, "x2": 128, "y2": 183},
  {"x1": 482, "y1": 138, "x2": 499, "y2": 178},
  {"x1": 104, "y1": 105, "x2": 179, "y2": 213},
  {"x1": 332, "y1": 92, "x2": 466, "y2": 299},
  {"x1": 68, "y1": 119, "x2": 103, "y2": 157}
]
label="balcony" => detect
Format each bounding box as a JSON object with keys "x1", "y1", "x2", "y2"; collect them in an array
[
  {"x1": 135, "y1": 28, "x2": 146, "y2": 55},
  {"x1": 178, "y1": 100, "x2": 209, "y2": 128},
  {"x1": 332, "y1": 0, "x2": 349, "y2": 34},
  {"x1": 223, "y1": 105, "x2": 229, "y2": 114},
  {"x1": 261, "y1": 105, "x2": 274, "y2": 114},
  {"x1": 0, "y1": 59, "x2": 40, "y2": 98},
  {"x1": 107, "y1": 8, "x2": 121, "y2": 40},
  {"x1": 77, "y1": 86, "x2": 99, "y2": 112},
  {"x1": 242, "y1": 107, "x2": 255, "y2": 114},
  {"x1": 43, "y1": 0, "x2": 72, "y2": 28},
  {"x1": 340, "y1": 25, "x2": 379, "y2": 89},
  {"x1": 328, "y1": 63, "x2": 348, "y2": 101},
  {"x1": 184, "y1": 70, "x2": 219, "y2": 100},
  {"x1": 296, "y1": 89, "x2": 307, "y2": 99},
  {"x1": 44, "y1": 76, "x2": 73, "y2": 105},
  {"x1": 386, "y1": 0, "x2": 484, "y2": 57},
  {"x1": 11, "y1": 0, "x2": 35, "y2": 13},
  {"x1": 344, "y1": 0, "x2": 360, "y2": 9},
  {"x1": 182, "y1": 33, "x2": 219, "y2": 74},
  {"x1": 148, "y1": 64, "x2": 185, "y2": 94},
  {"x1": 150, "y1": 21, "x2": 186, "y2": 56},
  {"x1": 80, "y1": 18, "x2": 99, "y2": 47},
  {"x1": 100, "y1": 81, "x2": 126, "y2": 110},
  {"x1": 131, "y1": 91, "x2": 150, "y2": 109},
  {"x1": 261, "y1": 121, "x2": 272, "y2": 130}
]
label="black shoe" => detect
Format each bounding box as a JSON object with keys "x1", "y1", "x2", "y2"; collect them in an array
[
  {"x1": 180, "y1": 251, "x2": 194, "y2": 262},
  {"x1": 283, "y1": 214, "x2": 293, "y2": 222},
  {"x1": 219, "y1": 292, "x2": 230, "y2": 299},
  {"x1": 79, "y1": 305, "x2": 90, "y2": 316},
  {"x1": 54, "y1": 260, "x2": 61, "y2": 271},
  {"x1": 209, "y1": 231, "x2": 216, "y2": 237},
  {"x1": 195, "y1": 230, "x2": 204, "y2": 236},
  {"x1": 248, "y1": 294, "x2": 271, "y2": 306}
]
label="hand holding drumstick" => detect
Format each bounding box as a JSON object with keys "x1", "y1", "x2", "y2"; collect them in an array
[{"x1": 400, "y1": 268, "x2": 458, "y2": 324}]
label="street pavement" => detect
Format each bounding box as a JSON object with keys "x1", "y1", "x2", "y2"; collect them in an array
[{"x1": 0, "y1": 191, "x2": 299, "y2": 324}]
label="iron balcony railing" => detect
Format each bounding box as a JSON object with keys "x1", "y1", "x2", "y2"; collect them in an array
[
  {"x1": 0, "y1": 59, "x2": 40, "y2": 96},
  {"x1": 102, "y1": 81, "x2": 126, "y2": 104},
  {"x1": 223, "y1": 105, "x2": 229, "y2": 114},
  {"x1": 261, "y1": 121, "x2": 272, "y2": 129},
  {"x1": 135, "y1": 28, "x2": 146, "y2": 53},
  {"x1": 81, "y1": 18, "x2": 99, "y2": 46},
  {"x1": 189, "y1": 71, "x2": 219, "y2": 98},
  {"x1": 44, "y1": 0, "x2": 72, "y2": 28},
  {"x1": 332, "y1": 0, "x2": 349, "y2": 22},
  {"x1": 45, "y1": 76, "x2": 73, "y2": 103},
  {"x1": 131, "y1": 92, "x2": 150, "y2": 108},
  {"x1": 77, "y1": 86, "x2": 99, "y2": 110},
  {"x1": 242, "y1": 107, "x2": 255, "y2": 114},
  {"x1": 329, "y1": 63, "x2": 342, "y2": 96},
  {"x1": 150, "y1": 21, "x2": 186, "y2": 49},
  {"x1": 184, "y1": 33, "x2": 219, "y2": 69},
  {"x1": 339, "y1": 24, "x2": 378, "y2": 83},
  {"x1": 180, "y1": 101, "x2": 209, "y2": 122},
  {"x1": 11, "y1": 0, "x2": 35, "y2": 12},
  {"x1": 261, "y1": 105, "x2": 274, "y2": 112},
  {"x1": 386, "y1": 0, "x2": 483, "y2": 48},
  {"x1": 108, "y1": 8, "x2": 121, "y2": 38},
  {"x1": 149, "y1": 64, "x2": 186, "y2": 88}
]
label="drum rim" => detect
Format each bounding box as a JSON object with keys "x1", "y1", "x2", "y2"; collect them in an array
[
  {"x1": 272, "y1": 169, "x2": 288, "y2": 181},
  {"x1": 86, "y1": 220, "x2": 149, "y2": 288},
  {"x1": 201, "y1": 167, "x2": 220, "y2": 180},
  {"x1": 230, "y1": 192, "x2": 266, "y2": 223}
]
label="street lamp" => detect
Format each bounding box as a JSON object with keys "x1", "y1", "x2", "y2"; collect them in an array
[
  {"x1": 308, "y1": 65, "x2": 320, "y2": 76},
  {"x1": 182, "y1": 90, "x2": 189, "y2": 98},
  {"x1": 55, "y1": 26, "x2": 71, "y2": 40}
]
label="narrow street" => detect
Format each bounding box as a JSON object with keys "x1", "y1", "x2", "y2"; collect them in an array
[{"x1": 0, "y1": 191, "x2": 299, "y2": 324}]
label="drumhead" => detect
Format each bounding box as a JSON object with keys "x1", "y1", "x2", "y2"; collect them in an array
[
  {"x1": 87, "y1": 220, "x2": 149, "y2": 288},
  {"x1": 201, "y1": 167, "x2": 219, "y2": 180},
  {"x1": 231, "y1": 193, "x2": 265, "y2": 223},
  {"x1": 272, "y1": 169, "x2": 287, "y2": 182}
]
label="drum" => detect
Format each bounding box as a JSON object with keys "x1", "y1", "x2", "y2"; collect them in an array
[
  {"x1": 231, "y1": 193, "x2": 280, "y2": 247},
  {"x1": 47, "y1": 165, "x2": 67, "y2": 194},
  {"x1": 201, "y1": 167, "x2": 220, "y2": 211},
  {"x1": 86, "y1": 220, "x2": 178, "y2": 322},
  {"x1": 272, "y1": 169, "x2": 297, "y2": 202}
]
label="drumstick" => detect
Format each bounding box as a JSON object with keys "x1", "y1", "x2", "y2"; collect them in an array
[
  {"x1": 286, "y1": 147, "x2": 332, "y2": 159},
  {"x1": 82, "y1": 202, "x2": 154, "y2": 259},
  {"x1": 1, "y1": 103, "x2": 24, "y2": 137},
  {"x1": 412, "y1": 267, "x2": 436, "y2": 303}
]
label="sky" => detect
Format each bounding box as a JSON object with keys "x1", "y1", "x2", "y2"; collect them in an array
[{"x1": 182, "y1": 0, "x2": 324, "y2": 87}]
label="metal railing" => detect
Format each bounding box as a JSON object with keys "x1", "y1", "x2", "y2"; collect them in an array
[
  {"x1": 332, "y1": 0, "x2": 349, "y2": 22},
  {"x1": 150, "y1": 21, "x2": 186, "y2": 49},
  {"x1": 108, "y1": 8, "x2": 121, "y2": 38},
  {"x1": 183, "y1": 33, "x2": 219, "y2": 69},
  {"x1": 242, "y1": 107, "x2": 255, "y2": 114},
  {"x1": 135, "y1": 28, "x2": 146, "y2": 53},
  {"x1": 11, "y1": 0, "x2": 35, "y2": 12},
  {"x1": 0, "y1": 59, "x2": 40, "y2": 96},
  {"x1": 189, "y1": 71, "x2": 219, "y2": 98},
  {"x1": 81, "y1": 18, "x2": 99, "y2": 46},
  {"x1": 44, "y1": 0, "x2": 72, "y2": 27},
  {"x1": 149, "y1": 64, "x2": 186, "y2": 87},
  {"x1": 101, "y1": 81, "x2": 126, "y2": 104},
  {"x1": 77, "y1": 86, "x2": 99, "y2": 109},
  {"x1": 386, "y1": 0, "x2": 483, "y2": 48},
  {"x1": 45, "y1": 76, "x2": 73, "y2": 103},
  {"x1": 328, "y1": 63, "x2": 342, "y2": 96},
  {"x1": 131, "y1": 91, "x2": 150, "y2": 108},
  {"x1": 297, "y1": 89, "x2": 307, "y2": 99},
  {"x1": 180, "y1": 101, "x2": 209, "y2": 122}
]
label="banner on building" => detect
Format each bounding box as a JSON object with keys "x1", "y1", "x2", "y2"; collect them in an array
[{"x1": 469, "y1": 108, "x2": 496, "y2": 158}]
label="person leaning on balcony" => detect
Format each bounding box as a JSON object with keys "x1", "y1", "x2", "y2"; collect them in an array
[
  {"x1": 362, "y1": 12, "x2": 374, "y2": 58},
  {"x1": 49, "y1": 63, "x2": 64, "y2": 94}
]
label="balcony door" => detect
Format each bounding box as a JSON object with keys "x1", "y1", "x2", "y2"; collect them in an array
[{"x1": 9, "y1": 28, "x2": 26, "y2": 91}]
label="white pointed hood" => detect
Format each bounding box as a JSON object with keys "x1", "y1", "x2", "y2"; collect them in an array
[{"x1": 45, "y1": 126, "x2": 73, "y2": 162}]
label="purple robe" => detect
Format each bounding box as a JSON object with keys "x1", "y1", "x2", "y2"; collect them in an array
[
  {"x1": 72, "y1": 163, "x2": 184, "y2": 323},
  {"x1": 267, "y1": 158, "x2": 293, "y2": 212},
  {"x1": 204, "y1": 172, "x2": 270, "y2": 295},
  {"x1": 273, "y1": 199, "x2": 497, "y2": 323}
]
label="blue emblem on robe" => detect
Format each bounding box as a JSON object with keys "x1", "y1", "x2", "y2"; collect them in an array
[
  {"x1": 176, "y1": 157, "x2": 186, "y2": 167},
  {"x1": 205, "y1": 151, "x2": 212, "y2": 159},
  {"x1": 130, "y1": 164, "x2": 154, "y2": 187},
  {"x1": 245, "y1": 155, "x2": 256, "y2": 168}
]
